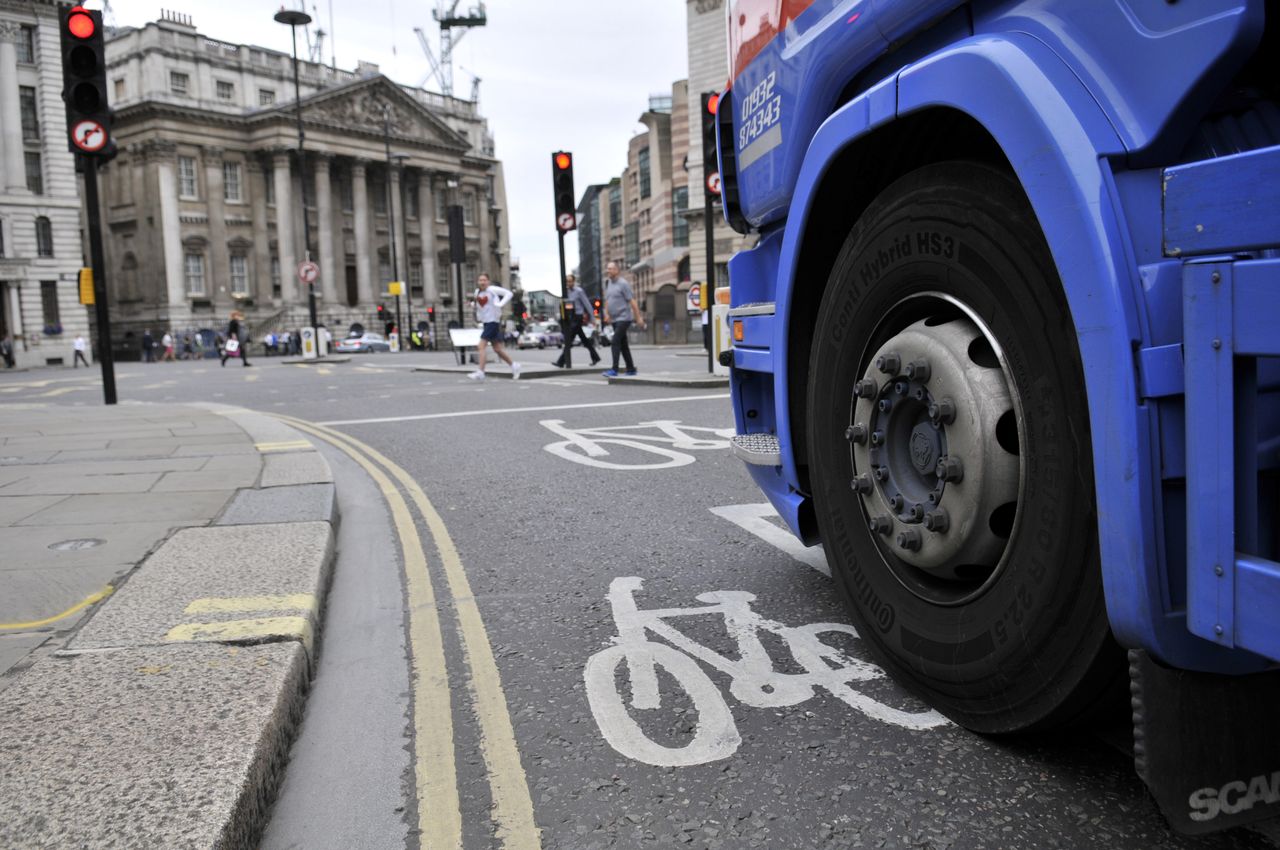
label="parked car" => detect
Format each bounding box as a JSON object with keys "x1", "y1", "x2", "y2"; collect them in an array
[
  {"x1": 573, "y1": 323, "x2": 614, "y2": 349},
  {"x1": 334, "y1": 332, "x2": 391, "y2": 353},
  {"x1": 518, "y1": 322, "x2": 564, "y2": 349}
]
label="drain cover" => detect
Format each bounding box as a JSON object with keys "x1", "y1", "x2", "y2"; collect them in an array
[{"x1": 49, "y1": 538, "x2": 105, "y2": 551}]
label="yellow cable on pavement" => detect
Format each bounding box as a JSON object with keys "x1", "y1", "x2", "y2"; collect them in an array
[{"x1": 0, "y1": 586, "x2": 113, "y2": 631}]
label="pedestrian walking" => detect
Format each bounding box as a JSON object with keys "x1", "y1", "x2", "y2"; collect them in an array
[
  {"x1": 468, "y1": 273, "x2": 521, "y2": 381},
  {"x1": 1, "y1": 334, "x2": 15, "y2": 369},
  {"x1": 161, "y1": 331, "x2": 176, "y2": 362},
  {"x1": 601, "y1": 261, "x2": 645, "y2": 377},
  {"x1": 141, "y1": 329, "x2": 155, "y2": 363},
  {"x1": 72, "y1": 334, "x2": 90, "y2": 367},
  {"x1": 181, "y1": 334, "x2": 194, "y2": 360},
  {"x1": 552, "y1": 273, "x2": 601, "y2": 368},
  {"x1": 221, "y1": 311, "x2": 252, "y2": 368}
]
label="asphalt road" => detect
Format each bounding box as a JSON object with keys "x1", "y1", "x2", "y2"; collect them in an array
[{"x1": 2, "y1": 349, "x2": 1272, "y2": 850}]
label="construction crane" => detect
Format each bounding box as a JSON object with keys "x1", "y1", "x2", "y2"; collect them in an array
[{"x1": 414, "y1": 1, "x2": 486, "y2": 98}]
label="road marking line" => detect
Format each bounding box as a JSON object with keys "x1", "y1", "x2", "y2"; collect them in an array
[
  {"x1": 318, "y1": 392, "x2": 730, "y2": 426},
  {"x1": 254, "y1": 439, "x2": 313, "y2": 452},
  {"x1": 36, "y1": 386, "x2": 85, "y2": 398},
  {"x1": 281, "y1": 418, "x2": 462, "y2": 850},
  {"x1": 710, "y1": 503, "x2": 831, "y2": 577},
  {"x1": 185, "y1": 593, "x2": 315, "y2": 615},
  {"x1": 283, "y1": 416, "x2": 541, "y2": 850},
  {"x1": 0, "y1": 586, "x2": 114, "y2": 631},
  {"x1": 165, "y1": 616, "x2": 314, "y2": 649}
]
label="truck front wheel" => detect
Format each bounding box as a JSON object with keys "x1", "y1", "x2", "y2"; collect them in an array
[{"x1": 806, "y1": 161, "x2": 1123, "y2": 733}]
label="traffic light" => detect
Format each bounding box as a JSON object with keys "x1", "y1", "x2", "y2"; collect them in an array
[
  {"x1": 593, "y1": 299, "x2": 601, "y2": 317},
  {"x1": 701, "y1": 92, "x2": 720, "y2": 197},
  {"x1": 551, "y1": 151, "x2": 577, "y2": 232},
  {"x1": 60, "y1": 5, "x2": 113, "y2": 158},
  {"x1": 427, "y1": 306, "x2": 435, "y2": 318}
]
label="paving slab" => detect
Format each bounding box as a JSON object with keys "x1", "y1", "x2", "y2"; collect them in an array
[
  {"x1": 152, "y1": 456, "x2": 261, "y2": 492},
  {"x1": 69, "y1": 521, "x2": 332, "y2": 652},
  {"x1": 0, "y1": 641, "x2": 308, "y2": 850},
  {"x1": 0, "y1": 633, "x2": 47, "y2": 679},
  {"x1": 0, "y1": 494, "x2": 66, "y2": 525},
  {"x1": 50, "y1": 445, "x2": 179, "y2": 462},
  {"x1": 605, "y1": 372, "x2": 729, "y2": 388},
  {"x1": 0, "y1": 456, "x2": 209, "y2": 476},
  {"x1": 260, "y1": 451, "x2": 332, "y2": 487},
  {"x1": 18, "y1": 490, "x2": 232, "y2": 526},
  {"x1": 1, "y1": 470, "x2": 163, "y2": 495},
  {"x1": 218, "y1": 484, "x2": 337, "y2": 527},
  {"x1": 0, "y1": 563, "x2": 127, "y2": 625},
  {"x1": 0, "y1": 521, "x2": 179, "y2": 573}
]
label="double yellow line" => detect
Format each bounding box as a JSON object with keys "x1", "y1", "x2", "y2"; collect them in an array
[{"x1": 277, "y1": 415, "x2": 541, "y2": 850}]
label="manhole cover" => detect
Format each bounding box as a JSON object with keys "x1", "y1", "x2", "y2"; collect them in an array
[{"x1": 49, "y1": 538, "x2": 105, "y2": 551}]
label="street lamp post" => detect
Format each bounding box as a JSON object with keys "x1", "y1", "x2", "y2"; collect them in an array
[
  {"x1": 390, "y1": 151, "x2": 412, "y2": 347},
  {"x1": 274, "y1": 7, "x2": 317, "y2": 336}
]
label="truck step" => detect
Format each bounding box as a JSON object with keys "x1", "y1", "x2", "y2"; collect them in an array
[
  {"x1": 731, "y1": 433, "x2": 781, "y2": 466},
  {"x1": 727, "y1": 302, "x2": 775, "y2": 317}
]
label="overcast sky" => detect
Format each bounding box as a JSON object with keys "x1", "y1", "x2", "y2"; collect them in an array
[{"x1": 90, "y1": 0, "x2": 692, "y2": 293}]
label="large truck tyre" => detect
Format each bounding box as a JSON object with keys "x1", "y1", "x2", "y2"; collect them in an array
[{"x1": 806, "y1": 161, "x2": 1125, "y2": 733}]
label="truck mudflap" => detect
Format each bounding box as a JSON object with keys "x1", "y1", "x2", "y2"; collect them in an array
[{"x1": 1131, "y1": 650, "x2": 1280, "y2": 834}]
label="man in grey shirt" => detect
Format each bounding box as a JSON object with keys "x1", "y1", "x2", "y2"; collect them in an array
[
  {"x1": 553, "y1": 273, "x2": 601, "y2": 367},
  {"x1": 602, "y1": 261, "x2": 645, "y2": 377}
]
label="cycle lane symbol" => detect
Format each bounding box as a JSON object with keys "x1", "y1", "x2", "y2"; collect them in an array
[
  {"x1": 584, "y1": 576, "x2": 950, "y2": 768},
  {"x1": 540, "y1": 419, "x2": 734, "y2": 470}
]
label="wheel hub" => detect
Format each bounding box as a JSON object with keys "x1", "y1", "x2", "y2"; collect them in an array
[{"x1": 849, "y1": 316, "x2": 1019, "y2": 581}]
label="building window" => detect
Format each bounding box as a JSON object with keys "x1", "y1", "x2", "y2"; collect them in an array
[
  {"x1": 378, "y1": 251, "x2": 392, "y2": 286},
  {"x1": 270, "y1": 255, "x2": 281, "y2": 297},
  {"x1": 609, "y1": 185, "x2": 621, "y2": 228},
  {"x1": 35, "y1": 217, "x2": 53, "y2": 257},
  {"x1": 229, "y1": 254, "x2": 248, "y2": 294},
  {"x1": 672, "y1": 186, "x2": 689, "y2": 248},
  {"x1": 114, "y1": 78, "x2": 125, "y2": 100},
  {"x1": 25, "y1": 152, "x2": 43, "y2": 195},
  {"x1": 223, "y1": 162, "x2": 242, "y2": 202},
  {"x1": 258, "y1": 88, "x2": 276, "y2": 106},
  {"x1": 40, "y1": 282, "x2": 60, "y2": 331},
  {"x1": 17, "y1": 26, "x2": 36, "y2": 64},
  {"x1": 120, "y1": 253, "x2": 139, "y2": 300},
  {"x1": 371, "y1": 178, "x2": 387, "y2": 215},
  {"x1": 638, "y1": 147, "x2": 651, "y2": 199},
  {"x1": 170, "y1": 71, "x2": 189, "y2": 94},
  {"x1": 409, "y1": 260, "x2": 423, "y2": 295},
  {"x1": 407, "y1": 184, "x2": 419, "y2": 219},
  {"x1": 0, "y1": 218, "x2": 5, "y2": 258},
  {"x1": 178, "y1": 156, "x2": 198, "y2": 199},
  {"x1": 216, "y1": 80, "x2": 234, "y2": 101},
  {"x1": 462, "y1": 192, "x2": 476, "y2": 225},
  {"x1": 435, "y1": 190, "x2": 447, "y2": 222},
  {"x1": 19, "y1": 86, "x2": 39, "y2": 141},
  {"x1": 465, "y1": 262, "x2": 478, "y2": 290},
  {"x1": 264, "y1": 166, "x2": 275, "y2": 205},
  {"x1": 184, "y1": 252, "x2": 206, "y2": 296},
  {"x1": 625, "y1": 221, "x2": 639, "y2": 267},
  {"x1": 437, "y1": 262, "x2": 450, "y2": 294},
  {"x1": 339, "y1": 170, "x2": 353, "y2": 211}
]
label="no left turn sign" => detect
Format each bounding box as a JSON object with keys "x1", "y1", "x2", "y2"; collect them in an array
[
  {"x1": 557, "y1": 212, "x2": 576, "y2": 232},
  {"x1": 71, "y1": 120, "x2": 108, "y2": 153},
  {"x1": 706, "y1": 172, "x2": 721, "y2": 195},
  {"x1": 297, "y1": 261, "x2": 320, "y2": 284}
]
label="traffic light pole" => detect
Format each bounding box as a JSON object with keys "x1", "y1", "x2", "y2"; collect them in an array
[
  {"x1": 704, "y1": 191, "x2": 715, "y2": 375},
  {"x1": 558, "y1": 227, "x2": 571, "y2": 368},
  {"x1": 82, "y1": 156, "x2": 116, "y2": 405}
]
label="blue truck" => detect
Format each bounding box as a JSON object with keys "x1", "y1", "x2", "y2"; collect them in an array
[{"x1": 718, "y1": 0, "x2": 1279, "y2": 834}]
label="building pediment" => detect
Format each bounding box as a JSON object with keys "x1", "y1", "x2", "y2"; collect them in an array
[{"x1": 254, "y1": 76, "x2": 469, "y2": 153}]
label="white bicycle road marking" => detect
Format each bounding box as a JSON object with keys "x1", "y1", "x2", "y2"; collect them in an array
[
  {"x1": 540, "y1": 419, "x2": 735, "y2": 470},
  {"x1": 584, "y1": 577, "x2": 950, "y2": 767},
  {"x1": 318, "y1": 392, "x2": 729, "y2": 426},
  {"x1": 710, "y1": 503, "x2": 831, "y2": 576}
]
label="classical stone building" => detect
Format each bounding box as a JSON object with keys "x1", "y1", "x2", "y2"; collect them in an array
[
  {"x1": 98, "y1": 12, "x2": 510, "y2": 345},
  {"x1": 0, "y1": 0, "x2": 94, "y2": 368}
]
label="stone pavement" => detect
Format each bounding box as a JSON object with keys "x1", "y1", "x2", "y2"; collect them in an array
[{"x1": 0, "y1": 402, "x2": 337, "y2": 849}]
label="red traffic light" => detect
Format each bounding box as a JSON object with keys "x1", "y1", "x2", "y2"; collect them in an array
[
  {"x1": 554, "y1": 152, "x2": 572, "y2": 170},
  {"x1": 67, "y1": 6, "x2": 95, "y2": 39},
  {"x1": 706, "y1": 93, "x2": 719, "y2": 116}
]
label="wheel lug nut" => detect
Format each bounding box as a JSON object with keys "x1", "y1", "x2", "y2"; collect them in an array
[
  {"x1": 894, "y1": 381, "x2": 908, "y2": 395},
  {"x1": 896, "y1": 529, "x2": 922, "y2": 551},
  {"x1": 905, "y1": 359, "x2": 931, "y2": 382},
  {"x1": 878, "y1": 398, "x2": 893, "y2": 413},
  {"x1": 927, "y1": 491, "x2": 938, "y2": 504},
  {"x1": 869, "y1": 430, "x2": 884, "y2": 446},
  {"x1": 928, "y1": 397, "x2": 957, "y2": 425},
  {"x1": 908, "y1": 504, "x2": 924, "y2": 521},
  {"x1": 869, "y1": 515, "x2": 893, "y2": 536},
  {"x1": 889, "y1": 494, "x2": 904, "y2": 511},
  {"x1": 854, "y1": 379, "x2": 878, "y2": 399},
  {"x1": 924, "y1": 509, "x2": 950, "y2": 532},
  {"x1": 873, "y1": 466, "x2": 889, "y2": 482},
  {"x1": 936, "y1": 456, "x2": 964, "y2": 483},
  {"x1": 851, "y1": 474, "x2": 873, "y2": 494},
  {"x1": 875, "y1": 352, "x2": 901, "y2": 375},
  {"x1": 846, "y1": 423, "x2": 867, "y2": 444}
]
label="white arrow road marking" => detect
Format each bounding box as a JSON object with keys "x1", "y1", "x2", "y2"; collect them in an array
[{"x1": 710, "y1": 503, "x2": 830, "y2": 577}]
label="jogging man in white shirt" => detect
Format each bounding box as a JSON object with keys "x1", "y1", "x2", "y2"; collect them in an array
[{"x1": 469, "y1": 273, "x2": 521, "y2": 380}]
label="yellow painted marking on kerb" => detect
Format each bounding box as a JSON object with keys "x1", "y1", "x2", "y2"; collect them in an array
[
  {"x1": 254, "y1": 440, "x2": 312, "y2": 453},
  {"x1": 185, "y1": 593, "x2": 315, "y2": 615},
  {"x1": 0, "y1": 586, "x2": 113, "y2": 631},
  {"x1": 165, "y1": 615, "x2": 313, "y2": 649},
  {"x1": 283, "y1": 415, "x2": 541, "y2": 850},
  {"x1": 284, "y1": 417, "x2": 463, "y2": 849}
]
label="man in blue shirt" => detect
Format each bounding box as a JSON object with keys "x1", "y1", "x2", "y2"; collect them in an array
[
  {"x1": 602, "y1": 262, "x2": 645, "y2": 377},
  {"x1": 553, "y1": 273, "x2": 601, "y2": 368}
]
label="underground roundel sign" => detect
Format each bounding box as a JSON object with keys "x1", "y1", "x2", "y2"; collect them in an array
[{"x1": 71, "y1": 120, "x2": 108, "y2": 153}]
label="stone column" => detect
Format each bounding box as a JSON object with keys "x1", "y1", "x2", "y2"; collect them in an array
[
  {"x1": 147, "y1": 141, "x2": 187, "y2": 317},
  {"x1": 0, "y1": 22, "x2": 28, "y2": 192},
  {"x1": 389, "y1": 166, "x2": 406, "y2": 287},
  {"x1": 272, "y1": 150, "x2": 296, "y2": 304},
  {"x1": 202, "y1": 147, "x2": 228, "y2": 306},
  {"x1": 351, "y1": 159, "x2": 373, "y2": 305},
  {"x1": 421, "y1": 171, "x2": 439, "y2": 303},
  {"x1": 314, "y1": 153, "x2": 338, "y2": 306},
  {"x1": 246, "y1": 156, "x2": 269, "y2": 302}
]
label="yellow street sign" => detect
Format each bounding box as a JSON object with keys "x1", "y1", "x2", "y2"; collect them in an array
[
  {"x1": 389, "y1": 281, "x2": 403, "y2": 296},
  {"x1": 79, "y1": 268, "x2": 94, "y2": 305}
]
